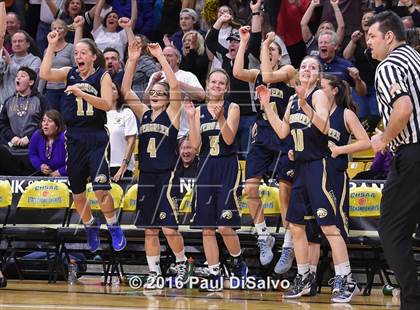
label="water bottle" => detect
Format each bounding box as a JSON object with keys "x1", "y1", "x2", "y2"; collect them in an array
[
  {"x1": 68, "y1": 259, "x2": 78, "y2": 285},
  {"x1": 187, "y1": 257, "x2": 195, "y2": 276},
  {"x1": 383, "y1": 284, "x2": 399, "y2": 296}
]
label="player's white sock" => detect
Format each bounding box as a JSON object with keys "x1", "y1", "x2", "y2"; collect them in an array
[
  {"x1": 297, "y1": 263, "x2": 309, "y2": 276},
  {"x1": 309, "y1": 264, "x2": 317, "y2": 274},
  {"x1": 147, "y1": 255, "x2": 161, "y2": 274},
  {"x1": 283, "y1": 229, "x2": 294, "y2": 248},
  {"x1": 209, "y1": 263, "x2": 221, "y2": 276},
  {"x1": 174, "y1": 249, "x2": 187, "y2": 263},
  {"x1": 83, "y1": 216, "x2": 95, "y2": 226},
  {"x1": 105, "y1": 214, "x2": 118, "y2": 225},
  {"x1": 336, "y1": 261, "x2": 351, "y2": 277},
  {"x1": 255, "y1": 221, "x2": 269, "y2": 237}
]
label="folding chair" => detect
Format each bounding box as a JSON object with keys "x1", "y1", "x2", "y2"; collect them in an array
[
  {"x1": 0, "y1": 180, "x2": 12, "y2": 268},
  {"x1": 57, "y1": 182, "x2": 123, "y2": 284},
  {"x1": 1, "y1": 180, "x2": 70, "y2": 282}
]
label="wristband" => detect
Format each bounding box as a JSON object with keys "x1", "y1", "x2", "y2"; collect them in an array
[
  {"x1": 252, "y1": 11, "x2": 260, "y2": 16},
  {"x1": 122, "y1": 158, "x2": 130, "y2": 165}
]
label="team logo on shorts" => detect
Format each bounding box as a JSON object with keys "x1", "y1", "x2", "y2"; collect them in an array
[
  {"x1": 94, "y1": 174, "x2": 108, "y2": 184},
  {"x1": 316, "y1": 208, "x2": 328, "y2": 219},
  {"x1": 159, "y1": 212, "x2": 167, "y2": 220},
  {"x1": 221, "y1": 210, "x2": 233, "y2": 220},
  {"x1": 286, "y1": 169, "x2": 294, "y2": 178}
]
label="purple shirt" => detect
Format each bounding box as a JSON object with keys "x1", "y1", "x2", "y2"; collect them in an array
[{"x1": 29, "y1": 129, "x2": 67, "y2": 176}]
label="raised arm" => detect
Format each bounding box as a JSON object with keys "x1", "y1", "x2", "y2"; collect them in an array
[
  {"x1": 343, "y1": 30, "x2": 363, "y2": 60},
  {"x1": 121, "y1": 39, "x2": 149, "y2": 119},
  {"x1": 184, "y1": 98, "x2": 202, "y2": 152},
  {"x1": 233, "y1": 26, "x2": 259, "y2": 83},
  {"x1": 330, "y1": 109, "x2": 371, "y2": 158},
  {"x1": 92, "y1": 0, "x2": 106, "y2": 33},
  {"x1": 300, "y1": 0, "x2": 319, "y2": 44},
  {"x1": 330, "y1": 0, "x2": 345, "y2": 47},
  {"x1": 256, "y1": 85, "x2": 291, "y2": 139},
  {"x1": 148, "y1": 43, "x2": 181, "y2": 127},
  {"x1": 73, "y1": 15, "x2": 85, "y2": 45},
  {"x1": 46, "y1": 0, "x2": 59, "y2": 19},
  {"x1": 0, "y1": 1, "x2": 6, "y2": 50},
  {"x1": 40, "y1": 31, "x2": 71, "y2": 82},
  {"x1": 118, "y1": 17, "x2": 135, "y2": 45},
  {"x1": 261, "y1": 32, "x2": 297, "y2": 84}
]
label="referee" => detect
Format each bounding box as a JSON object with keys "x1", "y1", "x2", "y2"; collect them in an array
[{"x1": 367, "y1": 11, "x2": 420, "y2": 310}]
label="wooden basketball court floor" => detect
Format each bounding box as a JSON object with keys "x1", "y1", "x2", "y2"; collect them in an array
[{"x1": 0, "y1": 278, "x2": 399, "y2": 310}]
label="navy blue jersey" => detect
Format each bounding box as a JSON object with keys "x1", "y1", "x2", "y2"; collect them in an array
[
  {"x1": 328, "y1": 106, "x2": 350, "y2": 170},
  {"x1": 255, "y1": 73, "x2": 295, "y2": 128},
  {"x1": 289, "y1": 88, "x2": 329, "y2": 161},
  {"x1": 199, "y1": 101, "x2": 238, "y2": 158},
  {"x1": 64, "y1": 67, "x2": 107, "y2": 129},
  {"x1": 139, "y1": 109, "x2": 179, "y2": 173}
]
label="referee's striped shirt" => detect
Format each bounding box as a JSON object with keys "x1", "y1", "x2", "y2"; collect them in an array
[{"x1": 375, "y1": 44, "x2": 420, "y2": 153}]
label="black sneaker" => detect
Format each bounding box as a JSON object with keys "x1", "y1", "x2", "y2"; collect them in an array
[
  {"x1": 283, "y1": 272, "x2": 315, "y2": 299},
  {"x1": 173, "y1": 261, "x2": 189, "y2": 287},
  {"x1": 307, "y1": 272, "x2": 318, "y2": 296},
  {"x1": 331, "y1": 275, "x2": 357, "y2": 303}
]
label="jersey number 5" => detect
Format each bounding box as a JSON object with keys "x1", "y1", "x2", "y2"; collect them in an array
[
  {"x1": 209, "y1": 136, "x2": 220, "y2": 156},
  {"x1": 291, "y1": 129, "x2": 304, "y2": 152},
  {"x1": 76, "y1": 97, "x2": 94, "y2": 116}
]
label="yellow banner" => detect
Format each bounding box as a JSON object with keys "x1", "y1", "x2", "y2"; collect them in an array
[
  {"x1": 19, "y1": 181, "x2": 69, "y2": 209},
  {"x1": 349, "y1": 186, "x2": 381, "y2": 217},
  {"x1": 71, "y1": 183, "x2": 123, "y2": 210},
  {"x1": 0, "y1": 180, "x2": 12, "y2": 208},
  {"x1": 241, "y1": 185, "x2": 281, "y2": 215}
]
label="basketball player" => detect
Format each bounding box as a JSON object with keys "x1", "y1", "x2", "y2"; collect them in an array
[
  {"x1": 121, "y1": 40, "x2": 188, "y2": 288},
  {"x1": 39, "y1": 33, "x2": 126, "y2": 252},
  {"x1": 256, "y1": 56, "x2": 358, "y2": 302},
  {"x1": 184, "y1": 69, "x2": 247, "y2": 291}
]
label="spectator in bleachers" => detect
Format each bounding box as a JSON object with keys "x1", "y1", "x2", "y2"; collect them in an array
[
  {"x1": 145, "y1": 44, "x2": 205, "y2": 138},
  {"x1": 179, "y1": 30, "x2": 208, "y2": 88},
  {"x1": 320, "y1": 0, "x2": 362, "y2": 41},
  {"x1": 45, "y1": 0, "x2": 97, "y2": 43},
  {"x1": 207, "y1": 4, "x2": 236, "y2": 71},
  {"x1": 103, "y1": 47, "x2": 124, "y2": 87},
  {"x1": 343, "y1": 10, "x2": 381, "y2": 131},
  {"x1": 0, "y1": 67, "x2": 47, "y2": 176},
  {"x1": 0, "y1": 30, "x2": 42, "y2": 107},
  {"x1": 318, "y1": 30, "x2": 367, "y2": 97},
  {"x1": 166, "y1": 8, "x2": 205, "y2": 54},
  {"x1": 41, "y1": 17, "x2": 84, "y2": 112},
  {"x1": 177, "y1": 135, "x2": 198, "y2": 183},
  {"x1": 91, "y1": 0, "x2": 136, "y2": 58},
  {"x1": 301, "y1": 0, "x2": 345, "y2": 57},
  {"x1": 106, "y1": 82, "x2": 137, "y2": 183},
  {"x1": 374, "y1": 0, "x2": 420, "y2": 26},
  {"x1": 29, "y1": 109, "x2": 67, "y2": 176},
  {"x1": 131, "y1": 34, "x2": 158, "y2": 99},
  {"x1": 36, "y1": 0, "x2": 64, "y2": 55},
  {"x1": 110, "y1": 0, "x2": 154, "y2": 37},
  {"x1": 205, "y1": 0, "x2": 262, "y2": 158},
  {"x1": 3, "y1": 12, "x2": 40, "y2": 57},
  {"x1": 276, "y1": 0, "x2": 311, "y2": 68},
  {"x1": 406, "y1": 27, "x2": 420, "y2": 52}
]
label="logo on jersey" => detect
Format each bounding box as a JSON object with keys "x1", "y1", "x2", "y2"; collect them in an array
[
  {"x1": 286, "y1": 169, "x2": 294, "y2": 178},
  {"x1": 159, "y1": 212, "x2": 167, "y2": 220},
  {"x1": 221, "y1": 210, "x2": 233, "y2": 220},
  {"x1": 74, "y1": 83, "x2": 98, "y2": 96},
  {"x1": 389, "y1": 83, "x2": 402, "y2": 99},
  {"x1": 316, "y1": 208, "x2": 328, "y2": 219},
  {"x1": 94, "y1": 174, "x2": 108, "y2": 184}
]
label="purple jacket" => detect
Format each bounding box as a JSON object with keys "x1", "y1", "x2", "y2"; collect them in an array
[
  {"x1": 29, "y1": 129, "x2": 67, "y2": 176},
  {"x1": 371, "y1": 151, "x2": 393, "y2": 174}
]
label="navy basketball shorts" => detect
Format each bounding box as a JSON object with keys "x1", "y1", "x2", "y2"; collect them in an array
[
  {"x1": 246, "y1": 129, "x2": 294, "y2": 183},
  {"x1": 65, "y1": 128, "x2": 111, "y2": 194},
  {"x1": 286, "y1": 158, "x2": 348, "y2": 240},
  {"x1": 136, "y1": 170, "x2": 179, "y2": 228},
  {"x1": 191, "y1": 156, "x2": 242, "y2": 228}
]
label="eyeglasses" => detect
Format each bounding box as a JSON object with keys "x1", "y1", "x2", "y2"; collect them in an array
[{"x1": 149, "y1": 89, "x2": 168, "y2": 96}]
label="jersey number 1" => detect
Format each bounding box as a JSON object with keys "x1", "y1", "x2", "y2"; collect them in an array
[{"x1": 76, "y1": 97, "x2": 94, "y2": 116}]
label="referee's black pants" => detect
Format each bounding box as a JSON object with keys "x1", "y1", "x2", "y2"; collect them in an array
[{"x1": 379, "y1": 143, "x2": 420, "y2": 310}]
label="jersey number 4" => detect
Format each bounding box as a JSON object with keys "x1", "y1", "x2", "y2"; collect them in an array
[
  {"x1": 147, "y1": 138, "x2": 157, "y2": 158},
  {"x1": 76, "y1": 97, "x2": 94, "y2": 116}
]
